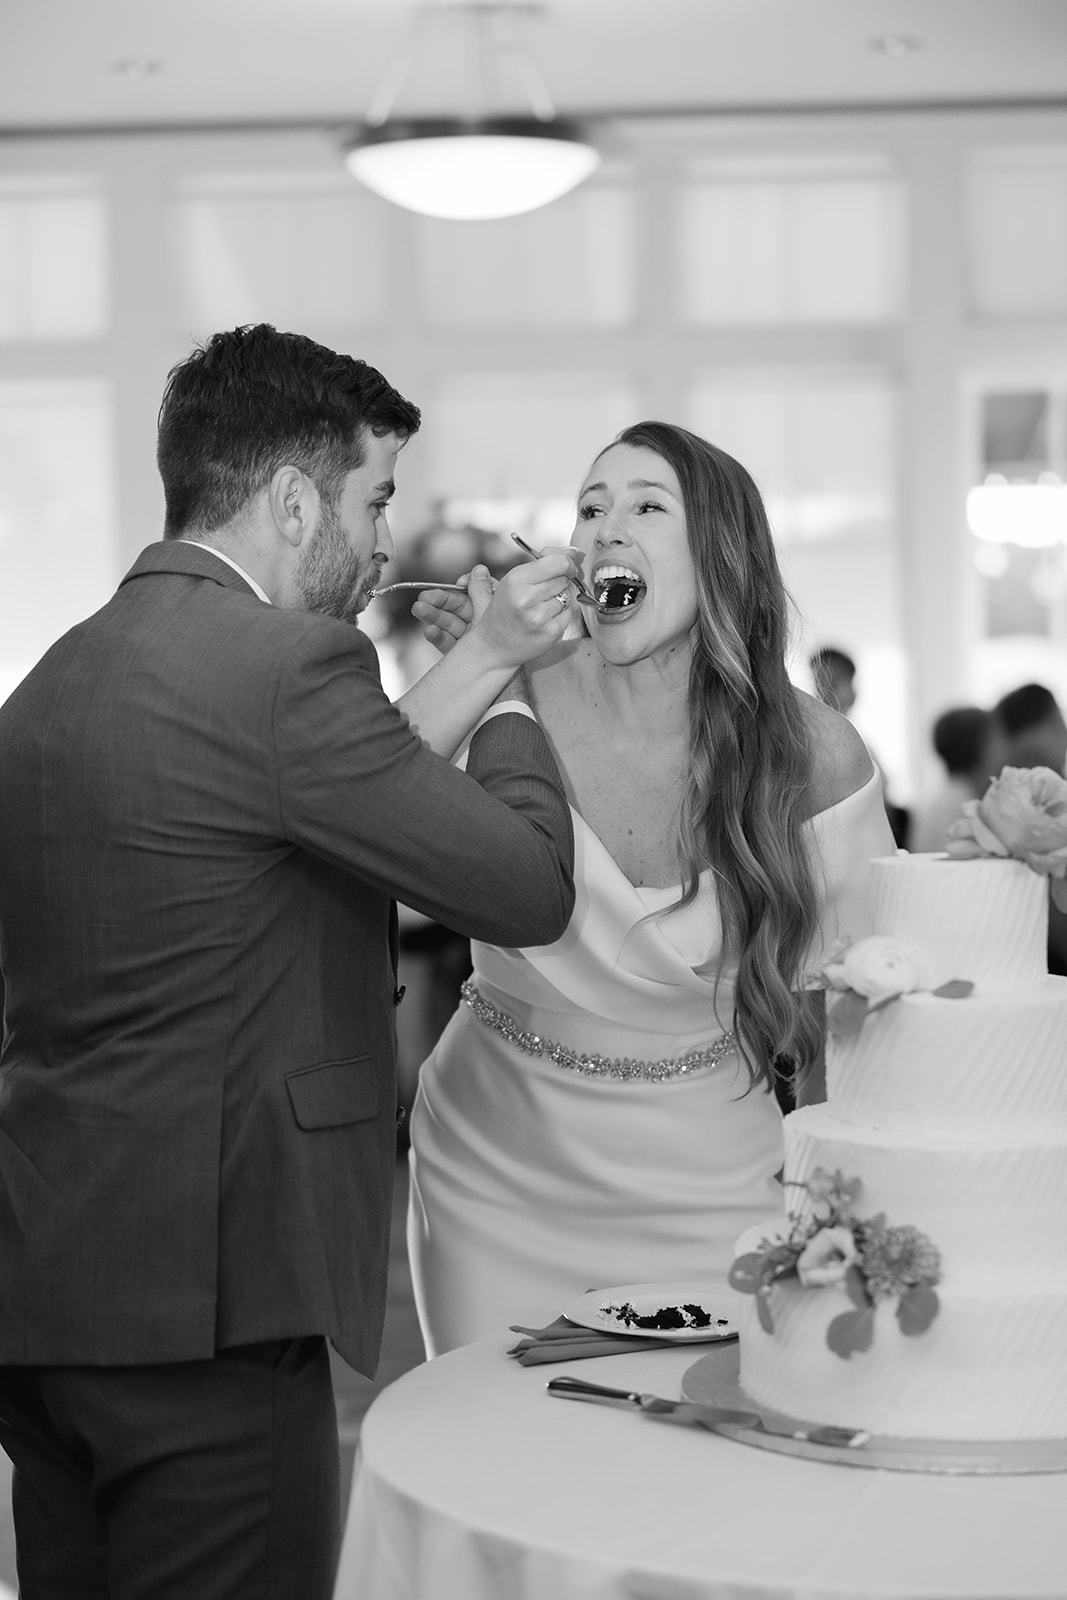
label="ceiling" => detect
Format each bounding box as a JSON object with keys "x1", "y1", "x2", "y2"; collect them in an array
[{"x1": 1, "y1": 0, "x2": 1065, "y2": 139}]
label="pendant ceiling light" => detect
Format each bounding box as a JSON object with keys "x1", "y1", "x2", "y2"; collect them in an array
[{"x1": 342, "y1": 2, "x2": 600, "y2": 221}]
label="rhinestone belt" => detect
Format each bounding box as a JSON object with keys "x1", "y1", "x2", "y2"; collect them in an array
[{"x1": 459, "y1": 979, "x2": 736, "y2": 1083}]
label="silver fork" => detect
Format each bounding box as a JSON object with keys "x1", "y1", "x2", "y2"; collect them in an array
[
  {"x1": 370, "y1": 581, "x2": 469, "y2": 598},
  {"x1": 510, "y1": 532, "x2": 599, "y2": 608}
]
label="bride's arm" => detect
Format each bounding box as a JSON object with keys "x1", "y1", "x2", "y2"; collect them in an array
[{"x1": 396, "y1": 556, "x2": 573, "y2": 758}]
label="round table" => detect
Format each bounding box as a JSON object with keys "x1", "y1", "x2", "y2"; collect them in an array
[{"x1": 333, "y1": 1337, "x2": 1066, "y2": 1600}]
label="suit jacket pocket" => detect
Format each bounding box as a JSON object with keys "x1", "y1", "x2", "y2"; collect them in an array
[{"x1": 285, "y1": 1057, "x2": 379, "y2": 1130}]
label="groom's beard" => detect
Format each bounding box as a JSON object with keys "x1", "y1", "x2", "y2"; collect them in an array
[{"x1": 295, "y1": 501, "x2": 376, "y2": 626}]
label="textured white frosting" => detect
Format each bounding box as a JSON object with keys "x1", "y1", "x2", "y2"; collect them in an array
[
  {"x1": 827, "y1": 981, "x2": 1067, "y2": 1133},
  {"x1": 784, "y1": 1104, "x2": 1067, "y2": 1286},
  {"x1": 736, "y1": 1285, "x2": 1067, "y2": 1441},
  {"x1": 868, "y1": 851, "x2": 1047, "y2": 991}
]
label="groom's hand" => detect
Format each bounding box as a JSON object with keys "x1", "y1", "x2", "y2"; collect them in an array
[
  {"x1": 470, "y1": 553, "x2": 582, "y2": 668},
  {"x1": 412, "y1": 584, "x2": 474, "y2": 656}
]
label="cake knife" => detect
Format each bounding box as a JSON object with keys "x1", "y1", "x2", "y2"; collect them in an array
[{"x1": 546, "y1": 1375, "x2": 869, "y2": 1449}]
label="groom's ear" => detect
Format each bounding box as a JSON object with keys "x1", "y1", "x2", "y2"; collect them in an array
[{"x1": 269, "y1": 465, "x2": 318, "y2": 549}]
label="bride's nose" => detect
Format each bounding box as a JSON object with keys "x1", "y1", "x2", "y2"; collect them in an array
[{"x1": 593, "y1": 514, "x2": 632, "y2": 549}]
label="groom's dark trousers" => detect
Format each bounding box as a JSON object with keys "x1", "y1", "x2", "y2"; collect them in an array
[
  {"x1": 0, "y1": 540, "x2": 574, "y2": 1598},
  {"x1": 0, "y1": 1339, "x2": 338, "y2": 1600}
]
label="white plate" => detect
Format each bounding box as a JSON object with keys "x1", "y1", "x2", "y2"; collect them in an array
[{"x1": 562, "y1": 1282, "x2": 740, "y2": 1343}]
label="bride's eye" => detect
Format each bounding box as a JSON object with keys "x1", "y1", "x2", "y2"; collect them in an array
[
  {"x1": 577, "y1": 503, "x2": 603, "y2": 520},
  {"x1": 636, "y1": 499, "x2": 666, "y2": 515}
]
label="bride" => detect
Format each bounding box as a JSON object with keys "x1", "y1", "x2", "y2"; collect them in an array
[{"x1": 401, "y1": 420, "x2": 895, "y2": 1355}]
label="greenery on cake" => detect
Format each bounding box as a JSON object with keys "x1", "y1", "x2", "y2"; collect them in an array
[
  {"x1": 818, "y1": 935, "x2": 972, "y2": 1037},
  {"x1": 729, "y1": 1168, "x2": 941, "y2": 1359},
  {"x1": 946, "y1": 765, "x2": 1067, "y2": 910}
]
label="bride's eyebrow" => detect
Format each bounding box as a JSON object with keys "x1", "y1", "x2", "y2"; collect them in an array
[{"x1": 580, "y1": 478, "x2": 675, "y2": 495}]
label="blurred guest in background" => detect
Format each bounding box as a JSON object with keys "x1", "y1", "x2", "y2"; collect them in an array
[
  {"x1": 809, "y1": 644, "x2": 910, "y2": 849},
  {"x1": 911, "y1": 705, "x2": 1003, "y2": 853},
  {"x1": 993, "y1": 681, "x2": 1067, "y2": 775},
  {"x1": 809, "y1": 645, "x2": 858, "y2": 717},
  {"x1": 992, "y1": 681, "x2": 1067, "y2": 975}
]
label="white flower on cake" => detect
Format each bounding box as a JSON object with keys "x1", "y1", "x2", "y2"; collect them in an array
[
  {"x1": 796, "y1": 1224, "x2": 858, "y2": 1287},
  {"x1": 729, "y1": 1167, "x2": 942, "y2": 1359},
  {"x1": 818, "y1": 935, "x2": 971, "y2": 1037},
  {"x1": 946, "y1": 765, "x2": 1067, "y2": 910},
  {"x1": 822, "y1": 935, "x2": 924, "y2": 1002}
]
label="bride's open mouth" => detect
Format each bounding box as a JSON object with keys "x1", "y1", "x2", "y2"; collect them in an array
[{"x1": 592, "y1": 563, "x2": 647, "y2": 616}]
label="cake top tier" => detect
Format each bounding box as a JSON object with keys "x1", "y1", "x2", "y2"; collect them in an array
[{"x1": 871, "y1": 852, "x2": 1047, "y2": 992}]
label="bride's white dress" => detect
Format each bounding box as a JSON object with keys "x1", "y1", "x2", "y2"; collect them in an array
[{"x1": 407, "y1": 769, "x2": 895, "y2": 1356}]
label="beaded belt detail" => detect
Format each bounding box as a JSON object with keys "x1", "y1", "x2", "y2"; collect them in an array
[{"x1": 459, "y1": 979, "x2": 736, "y2": 1083}]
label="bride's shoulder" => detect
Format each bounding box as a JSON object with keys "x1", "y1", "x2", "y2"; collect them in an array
[{"x1": 793, "y1": 689, "x2": 875, "y2": 818}]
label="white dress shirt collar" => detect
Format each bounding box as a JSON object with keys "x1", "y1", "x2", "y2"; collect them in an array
[{"x1": 176, "y1": 539, "x2": 272, "y2": 606}]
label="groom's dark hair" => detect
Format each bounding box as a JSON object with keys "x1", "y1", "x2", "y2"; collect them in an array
[{"x1": 157, "y1": 323, "x2": 421, "y2": 538}]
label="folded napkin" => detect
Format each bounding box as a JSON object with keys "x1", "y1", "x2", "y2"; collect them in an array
[{"x1": 507, "y1": 1314, "x2": 684, "y2": 1365}]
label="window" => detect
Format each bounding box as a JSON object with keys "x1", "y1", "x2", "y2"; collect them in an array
[
  {"x1": 967, "y1": 148, "x2": 1067, "y2": 316},
  {"x1": 425, "y1": 370, "x2": 638, "y2": 541},
  {"x1": 416, "y1": 181, "x2": 634, "y2": 327},
  {"x1": 0, "y1": 177, "x2": 107, "y2": 339},
  {"x1": 169, "y1": 172, "x2": 390, "y2": 333},
  {"x1": 968, "y1": 386, "x2": 1067, "y2": 708},
  {"x1": 688, "y1": 368, "x2": 906, "y2": 792},
  {"x1": 678, "y1": 155, "x2": 905, "y2": 324},
  {"x1": 0, "y1": 380, "x2": 117, "y2": 703}
]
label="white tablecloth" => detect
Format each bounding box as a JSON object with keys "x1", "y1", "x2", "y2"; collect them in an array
[{"x1": 334, "y1": 1338, "x2": 1066, "y2": 1600}]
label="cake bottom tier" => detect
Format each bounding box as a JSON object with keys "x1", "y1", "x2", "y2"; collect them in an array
[{"x1": 736, "y1": 1285, "x2": 1067, "y2": 1441}]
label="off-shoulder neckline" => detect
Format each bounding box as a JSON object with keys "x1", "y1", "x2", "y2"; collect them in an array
[{"x1": 577, "y1": 767, "x2": 883, "y2": 898}]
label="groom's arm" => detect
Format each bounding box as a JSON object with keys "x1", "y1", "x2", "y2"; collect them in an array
[
  {"x1": 396, "y1": 557, "x2": 576, "y2": 758},
  {"x1": 278, "y1": 626, "x2": 575, "y2": 948}
]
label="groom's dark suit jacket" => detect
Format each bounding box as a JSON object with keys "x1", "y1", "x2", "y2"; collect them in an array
[{"x1": 0, "y1": 540, "x2": 574, "y2": 1376}]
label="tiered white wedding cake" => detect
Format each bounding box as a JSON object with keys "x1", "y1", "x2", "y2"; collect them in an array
[{"x1": 730, "y1": 768, "x2": 1067, "y2": 1442}]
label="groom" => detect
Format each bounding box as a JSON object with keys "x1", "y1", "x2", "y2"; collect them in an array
[{"x1": 0, "y1": 324, "x2": 577, "y2": 1599}]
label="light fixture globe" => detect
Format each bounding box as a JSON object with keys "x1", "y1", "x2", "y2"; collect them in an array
[{"x1": 342, "y1": 117, "x2": 600, "y2": 221}]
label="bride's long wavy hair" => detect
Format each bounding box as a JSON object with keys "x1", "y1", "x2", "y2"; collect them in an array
[{"x1": 611, "y1": 421, "x2": 822, "y2": 1091}]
